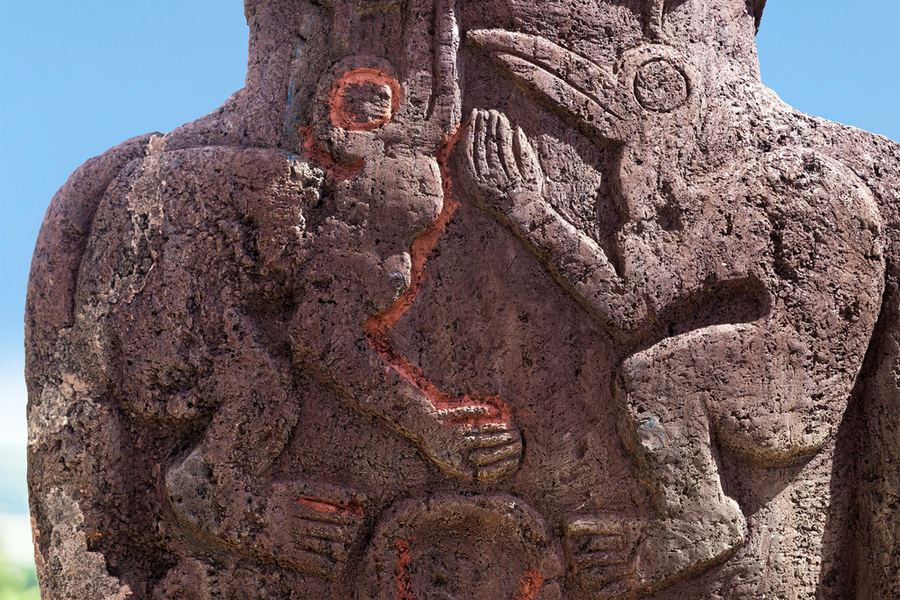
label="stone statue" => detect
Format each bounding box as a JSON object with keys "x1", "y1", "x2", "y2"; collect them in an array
[{"x1": 25, "y1": 0, "x2": 900, "y2": 598}]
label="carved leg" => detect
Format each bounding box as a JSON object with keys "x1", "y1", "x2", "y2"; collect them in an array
[
  {"x1": 164, "y1": 333, "x2": 366, "y2": 580},
  {"x1": 566, "y1": 339, "x2": 746, "y2": 598}
]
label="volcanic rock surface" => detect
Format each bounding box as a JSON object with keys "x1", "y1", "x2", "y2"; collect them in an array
[{"x1": 25, "y1": 0, "x2": 900, "y2": 598}]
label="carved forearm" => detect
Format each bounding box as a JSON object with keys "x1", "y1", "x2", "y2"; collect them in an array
[{"x1": 499, "y1": 196, "x2": 647, "y2": 339}]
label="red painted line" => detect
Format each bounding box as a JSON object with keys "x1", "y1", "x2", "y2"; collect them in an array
[
  {"x1": 295, "y1": 496, "x2": 364, "y2": 518},
  {"x1": 300, "y1": 125, "x2": 365, "y2": 179},
  {"x1": 395, "y1": 540, "x2": 416, "y2": 600},
  {"x1": 303, "y1": 112, "x2": 512, "y2": 427},
  {"x1": 513, "y1": 568, "x2": 545, "y2": 600},
  {"x1": 329, "y1": 68, "x2": 403, "y2": 131},
  {"x1": 364, "y1": 125, "x2": 512, "y2": 425}
]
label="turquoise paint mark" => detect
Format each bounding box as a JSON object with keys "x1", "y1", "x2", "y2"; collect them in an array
[
  {"x1": 639, "y1": 417, "x2": 665, "y2": 452},
  {"x1": 282, "y1": 39, "x2": 308, "y2": 149}
]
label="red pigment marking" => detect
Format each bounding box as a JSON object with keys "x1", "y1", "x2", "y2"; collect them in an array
[
  {"x1": 395, "y1": 540, "x2": 416, "y2": 600},
  {"x1": 329, "y1": 68, "x2": 403, "y2": 131},
  {"x1": 513, "y1": 568, "x2": 545, "y2": 600},
  {"x1": 300, "y1": 125, "x2": 365, "y2": 180},
  {"x1": 364, "y1": 125, "x2": 511, "y2": 427},
  {"x1": 295, "y1": 496, "x2": 364, "y2": 518}
]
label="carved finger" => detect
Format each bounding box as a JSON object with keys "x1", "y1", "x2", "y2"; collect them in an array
[
  {"x1": 576, "y1": 563, "x2": 635, "y2": 590},
  {"x1": 467, "y1": 420, "x2": 514, "y2": 434},
  {"x1": 571, "y1": 550, "x2": 631, "y2": 572},
  {"x1": 473, "y1": 109, "x2": 489, "y2": 181},
  {"x1": 456, "y1": 117, "x2": 483, "y2": 207},
  {"x1": 295, "y1": 535, "x2": 352, "y2": 564},
  {"x1": 462, "y1": 111, "x2": 480, "y2": 182},
  {"x1": 581, "y1": 533, "x2": 629, "y2": 553},
  {"x1": 468, "y1": 440, "x2": 522, "y2": 466},
  {"x1": 327, "y1": 543, "x2": 351, "y2": 564},
  {"x1": 514, "y1": 126, "x2": 542, "y2": 190},
  {"x1": 566, "y1": 518, "x2": 637, "y2": 538},
  {"x1": 444, "y1": 403, "x2": 494, "y2": 417},
  {"x1": 565, "y1": 532, "x2": 630, "y2": 557},
  {"x1": 438, "y1": 403, "x2": 498, "y2": 424},
  {"x1": 486, "y1": 110, "x2": 506, "y2": 186},
  {"x1": 299, "y1": 520, "x2": 360, "y2": 545},
  {"x1": 440, "y1": 407, "x2": 493, "y2": 422},
  {"x1": 292, "y1": 496, "x2": 365, "y2": 525},
  {"x1": 463, "y1": 430, "x2": 517, "y2": 449},
  {"x1": 495, "y1": 111, "x2": 518, "y2": 183},
  {"x1": 475, "y1": 456, "x2": 521, "y2": 481}
]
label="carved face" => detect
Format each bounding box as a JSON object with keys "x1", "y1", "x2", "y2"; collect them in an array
[{"x1": 328, "y1": 68, "x2": 401, "y2": 131}]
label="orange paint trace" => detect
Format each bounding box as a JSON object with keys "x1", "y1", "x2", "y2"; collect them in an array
[
  {"x1": 295, "y1": 496, "x2": 364, "y2": 518},
  {"x1": 395, "y1": 540, "x2": 416, "y2": 600},
  {"x1": 329, "y1": 68, "x2": 403, "y2": 131},
  {"x1": 364, "y1": 124, "x2": 512, "y2": 427},
  {"x1": 513, "y1": 568, "x2": 546, "y2": 600},
  {"x1": 300, "y1": 125, "x2": 365, "y2": 180}
]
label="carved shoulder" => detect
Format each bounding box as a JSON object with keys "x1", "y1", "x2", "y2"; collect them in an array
[
  {"x1": 75, "y1": 147, "x2": 319, "y2": 419},
  {"x1": 752, "y1": 146, "x2": 885, "y2": 359},
  {"x1": 25, "y1": 133, "x2": 157, "y2": 394},
  {"x1": 749, "y1": 147, "x2": 884, "y2": 297}
]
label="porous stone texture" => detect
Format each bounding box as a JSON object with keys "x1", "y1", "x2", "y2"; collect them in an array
[{"x1": 25, "y1": 0, "x2": 900, "y2": 598}]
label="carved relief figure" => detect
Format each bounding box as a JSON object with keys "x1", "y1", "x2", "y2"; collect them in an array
[
  {"x1": 101, "y1": 0, "x2": 524, "y2": 584},
  {"x1": 455, "y1": 1, "x2": 885, "y2": 594}
]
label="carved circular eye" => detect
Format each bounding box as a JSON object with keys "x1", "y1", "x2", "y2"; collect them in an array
[
  {"x1": 634, "y1": 58, "x2": 689, "y2": 112},
  {"x1": 329, "y1": 68, "x2": 402, "y2": 131}
]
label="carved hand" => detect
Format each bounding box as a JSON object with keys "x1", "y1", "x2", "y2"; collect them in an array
[
  {"x1": 263, "y1": 482, "x2": 367, "y2": 580},
  {"x1": 456, "y1": 108, "x2": 648, "y2": 340},
  {"x1": 419, "y1": 401, "x2": 524, "y2": 482},
  {"x1": 457, "y1": 108, "x2": 543, "y2": 219},
  {"x1": 166, "y1": 450, "x2": 367, "y2": 580},
  {"x1": 564, "y1": 518, "x2": 643, "y2": 599}
]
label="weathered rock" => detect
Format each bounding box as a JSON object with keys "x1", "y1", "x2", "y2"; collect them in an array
[{"x1": 25, "y1": 0, "x2": 900, "y2": 598}]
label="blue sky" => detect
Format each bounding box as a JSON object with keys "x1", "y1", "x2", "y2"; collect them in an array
[{"x1": 1, "y1": 0, "x2": 898, "y2": 443}]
